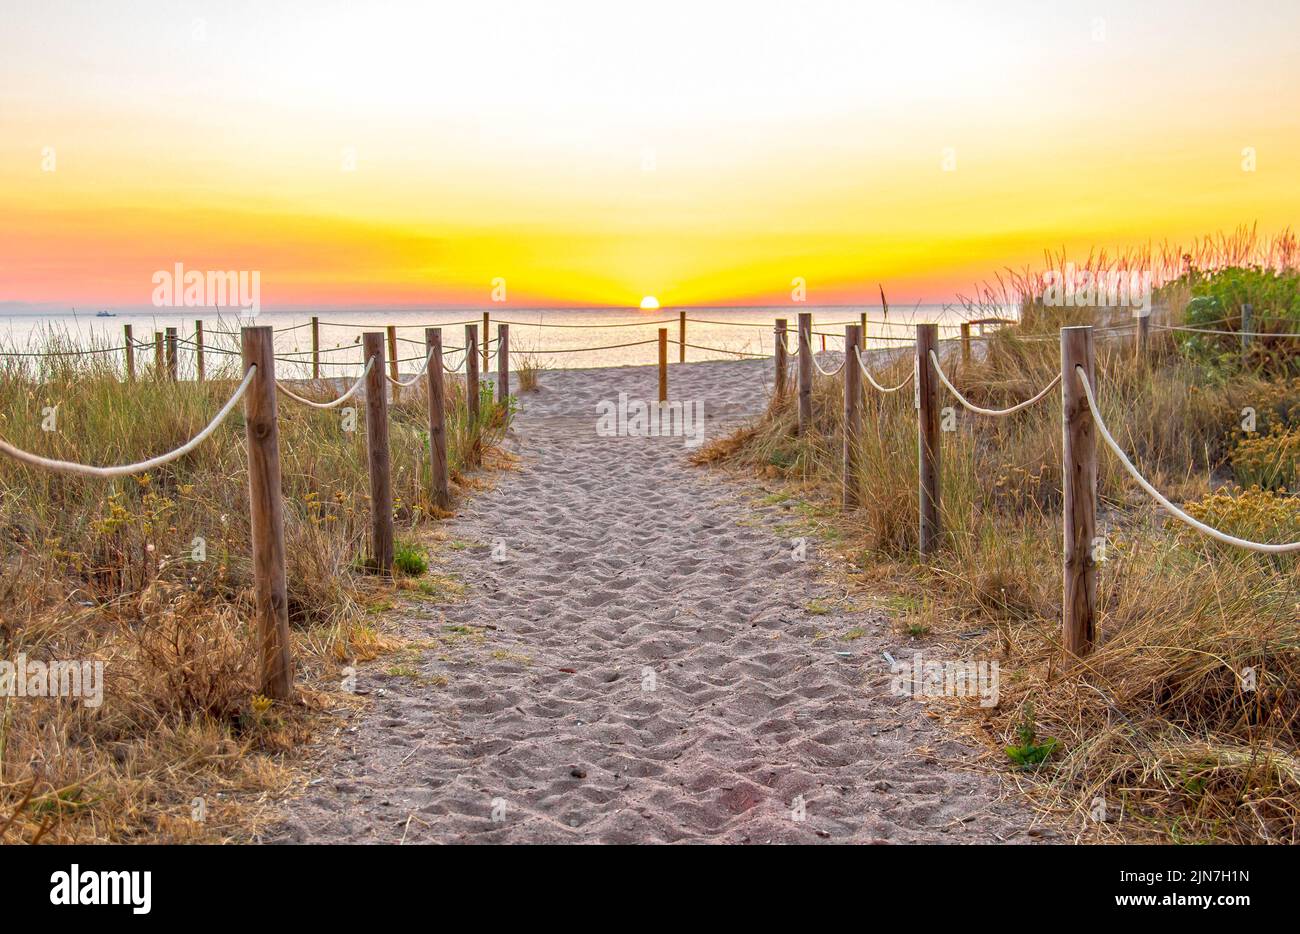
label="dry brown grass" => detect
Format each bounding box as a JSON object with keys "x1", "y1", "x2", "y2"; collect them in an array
[
  {"x1": 704, "y1": 287, "x2": 1300, "y2": 843},
  {"x1": 0, "y1": 328, "x2": 510, "y2": 842}
]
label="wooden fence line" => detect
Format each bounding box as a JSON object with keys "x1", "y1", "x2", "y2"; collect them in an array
[
  {"x1": 362, "y1": 331, "x2": 394, "y2": 575},
  {"x1": 240, "y1": 326, "x2": 293, "y2": 700},
  {"x1": 425, "y1": 327, "x2": 451, "y2": 511},
  {"x1": 496, "y1": 323, "x2": 510, "y2": 403},
  {"x1": 658, "y1": 328, "x2": 668, "y2": 402}
]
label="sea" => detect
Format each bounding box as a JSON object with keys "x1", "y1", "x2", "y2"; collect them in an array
[{"x1": 0, "y1": 305, "x2": 1002, "y2": 380}]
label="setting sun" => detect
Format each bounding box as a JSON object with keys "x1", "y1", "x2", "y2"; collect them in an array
[{"x1": 639, "y1": 296, "x2": 660, "y2": 310}]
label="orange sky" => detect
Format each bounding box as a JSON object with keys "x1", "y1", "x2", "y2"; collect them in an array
[{"x1": 2, "y1": 1, "x2": 1298, "y2": 310}]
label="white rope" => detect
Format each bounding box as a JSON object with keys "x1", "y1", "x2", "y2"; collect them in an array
[
  {"x1": 1075, "y1": 365, "x2": 1300, "y2": 554},
  {"x1": 386, "y1": 347, "x2": 436, "y2": 388},
  {"x1": 0, "y1": 366, "x2": 256, "y2": 477},
  {"x1": 811, "y1": 352, "x2": 847, "y2": 377},
  {"x1": 441, "y1": 347, "x2": 467, "y2": 373},
  {"x1": 775, "y1": 329, "x2": 797, "y2": 355},
  {"x1": 1155, "y1": 324, "x2": 1300, "y2": 339},
  {"x1": 929, "y1": 350, "x2": 1060, "y2": 416},
  {"x1": 276, "y1": 357, "x2": 374, "y2": 409},
  {"x1": 853, "y1": 347, "x2": 914, "y2": 393}
]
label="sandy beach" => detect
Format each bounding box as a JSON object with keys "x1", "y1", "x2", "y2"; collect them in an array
[{"x1": 272, "y1": 357, "x2": 1047, "y2": 844}]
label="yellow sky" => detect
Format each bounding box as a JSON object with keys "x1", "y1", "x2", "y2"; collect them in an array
[{"x1": 2, "y1": 0, "x2": 1298, "y2": 309}]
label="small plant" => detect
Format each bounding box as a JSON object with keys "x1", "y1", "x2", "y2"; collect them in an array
[
  {"x1": 1005, "y1": 705, "x2": 1058, "y2": 769},
  {"x1": 515, "y1": 351, "x2": 547, "y2": 393},
  {"x1": 1229, "y1": 426, "x2": 1300, "y2": 490},
  {"x1": 393, "y1": 541, "x2": 428, "y2": 576}
]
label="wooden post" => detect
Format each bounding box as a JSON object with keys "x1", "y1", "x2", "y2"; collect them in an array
[
  {"x1": 658, "y1": 328, "x2": 668, "y2": 402},
  {"x1": 482, "y1": 311, "x2": 490, "y2": 376},
  {"x1": 1061, "y1": 325, "x2": 1097, "y2": 659},
  {"x1": 797, "y1": 312, "x2": 813, "y2": 434},
  {"x1": 916, "y1": 324, "x2": 941, "y2": 556},
  {"x1": 679, "y1": 310, "x2": 687, "y2": 363},
  {"x1": 425, "y1": 328, "x2": 451, "y2": 511},
  {"x1": 363, "y1": 332, "x2": 394, "y2": 576},
  {"x1": 960, "y1": 322, "x2": 972, "y2": 368},
  {"x1": 195, "y1": 320, "x2": 205, "y2": 382},
  {"x1": 165, "y1": 328, "x2": 178, "y2": 381},
  {"x1": 860, "y1": 311, "x2": 867, "y2": 342},
  {"x1": 1134, "y1": 312, "x2": 1149, "y2": 363},
  {"x1": 496, "y1": 323, "x2": 510, "y2": 403},
  {"x1": 123, "y1": 325, "x2": 136, "y2": 382},
  {"x1": 774, "y1": 318, "x2": 788, "y2": 399},
  {"x1": 153, "y1": 332, "x2": 163, "y2": 377},
  {"x1": 240, "y1": 326, "x2": 293, "y2": 701},
  {"x1": 855, "y1": 317, "x2": 867, "y2": 413},
  {"x1": 386, "y1": 325, "x2": 400, "y2": 403},
  {"x1": 464, "y1": 323, "x2": 480, "y2": 423},
  {"x1": 311, "y1": 315, "x2": 320, "y2": 380},
  {"x1": 843, "y1": 324, "x2": 862, "y2": 512},
  {"x1": 1241, "y1": 303, "x2": 1253, "y2": 362}
]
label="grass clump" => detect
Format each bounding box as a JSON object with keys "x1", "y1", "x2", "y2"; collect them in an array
[{"x1": 393, "y1": 541, "x2": 429, "y2": 576}]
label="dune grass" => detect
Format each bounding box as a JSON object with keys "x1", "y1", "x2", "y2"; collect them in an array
[
  {"x1": 699, "y1": 261, "x2": 1300, "y2": 843},
  {"x1": 0, "y1": 327, "x2": 510, "y2": 842}
]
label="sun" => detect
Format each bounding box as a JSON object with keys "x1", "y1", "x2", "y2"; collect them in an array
[{"x1": 639, "y1": 296, "x2": 660, "y2": 310}]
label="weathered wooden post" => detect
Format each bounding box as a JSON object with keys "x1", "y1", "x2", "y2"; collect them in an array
[
  {"x1": 163, "y1": 328, "x2": 178, "y2": 381},
  {"x1": 195, "y1": 320, "x2": 205, "y2": 382},
  {"x1": 425, "y1": 328, "x2": 451, "y2": 511},
  {"x1": 386, "y1": 325, "x2": 401, "y2": 403},
  {"x1": 240, "y1": 326, "x2": 293, "y2": 701},
  {"x1": 311, "y1": 315, "x2": 320, "y2": 379},
  {"x1": 960, "y1": 322, "x2": 972, "y2": 368},
  {"x1": 482, "y1": 311, "x2": 491, "y2": 376},
  {"x1": 363, "y1": 332, "x2": 394, "y2": 575},
  {"x1": 464, "y1": 323, "x2": 480, "y2": 423},
  {"x1": 658, "y1": 328, "x2": 668, "y2": 402},
  {"x1": 797, "y1": 312, "x2": 813, "y2": 434},
  {"x1": 916, "y1": 323, "x2": 941, "y2": 556},
  {"x1": 496, "y1": 323, "x2": 510, "y2": 403},
  {"x1": 774, "y1": 318, "x2": 788, "y2": 399},
  {"x1": 679, "y1": 310, "x2": 687, "y2": 363},
  {"x1": 1061, "y1": 325, "x2": 1097, "y2": 660},
  {"x1": 843, "y1": 324, "x2": 862, "y2": 512},
  {"x1": 123, "y1": 324, "x2": 136, "y2": 382},
  {"x1": 856, "y1": 316, "x2": 867, "y2": 413},
  {"x1": 153, "y1": 332, "x2": 164, "y2": 377},
  {"x1": 1134, "y1": 313, "x2": 1149, "y2": 363}
]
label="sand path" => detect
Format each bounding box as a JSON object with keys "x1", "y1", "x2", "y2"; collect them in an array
[{"x1": 275, "y1": 357, "x2": 1046, "y2": 844}]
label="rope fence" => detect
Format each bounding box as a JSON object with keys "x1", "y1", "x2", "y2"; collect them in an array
[
  {"x1": 785, "y1": 313, "x2": 1300, "y2": 663},
  {"x1": 0, "y1": 324, "x2": 482, "y2": 702},
  {"x1": 14, "y1": 306, "x2": 1262, "y2": 672}
]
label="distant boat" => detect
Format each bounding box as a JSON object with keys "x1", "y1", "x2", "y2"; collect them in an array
[{"x1": 96, "y1": 310, "x2": 115, "y2": 317}]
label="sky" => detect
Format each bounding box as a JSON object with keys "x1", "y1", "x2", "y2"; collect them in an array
[{"x1": 1, "y1": 0, "x2": 1298, "y2": 311}]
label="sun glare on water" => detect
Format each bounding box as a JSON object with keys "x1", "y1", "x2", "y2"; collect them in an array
[{"x1": 640, "y1": 296, "x2": 660, "y2": 310}]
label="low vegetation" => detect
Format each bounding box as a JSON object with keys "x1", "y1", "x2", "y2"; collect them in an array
[
  {"x1": 0, "y1": 327, "x2": 510, "y2": 842},
  {"x1": 700, "y1": 239, "x2": 1300, "y2": 843}
]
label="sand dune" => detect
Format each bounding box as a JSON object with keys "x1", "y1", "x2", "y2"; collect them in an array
[{"x1": 275, "y1": 357, "x2": 1047, "y2": 844}]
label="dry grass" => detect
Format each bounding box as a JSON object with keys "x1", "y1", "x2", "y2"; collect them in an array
[
  {"x1": 514, "y1": 350, "x2": 548, "y2": 393},
  {"x1": 0, "y1": 327, "x2": 510, "y2": 842},
  {"x1": 703, "y1": 259, "x2": 1300, "y2": 843}
]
